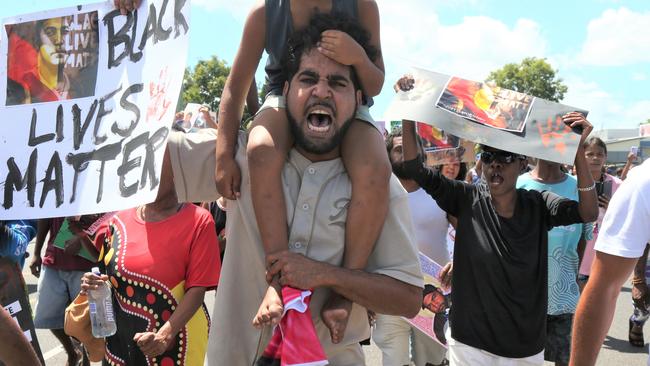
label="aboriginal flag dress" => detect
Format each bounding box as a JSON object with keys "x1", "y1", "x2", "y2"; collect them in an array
[{"x1": 94, "y1": 204, "x2": 221, "y2": 366}]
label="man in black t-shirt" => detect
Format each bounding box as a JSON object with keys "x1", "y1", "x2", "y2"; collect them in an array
[{"x1": 397, "y1": 95, "x2": 599, "y2": 364}]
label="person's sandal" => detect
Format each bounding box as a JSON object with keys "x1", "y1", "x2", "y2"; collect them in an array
[{"x1": 629, "y1": 318, "x2": 645, "y2": 347}]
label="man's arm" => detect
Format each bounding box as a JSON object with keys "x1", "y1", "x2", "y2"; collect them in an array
[
  {"x1": 401, "y1": 120, "x2": 466, "y2": 216},
  {"x1": 570, "y1": 252, "x2": 637, "y2": 366},
  {"x1": 0, "y1": 308, "x2": 40, "y2": 366},
  {"x1": 267, "y1": 251, "x2": 421, "y2": 318},
  {"x1": 620, "y1": 152, "x2": 636, "y2": 181},
  {"x1": 563, "y1": 112, "x2": 599, "y2": 223},
  {"x1": 29, "y1": 219, "x2": 51, "y2": 278},
  {"x1": 215, "y1": 3, "x2": 266, "y2": 199},
  {"x1": 245, "y1": 77, "x2": 260, "y2": 116}
]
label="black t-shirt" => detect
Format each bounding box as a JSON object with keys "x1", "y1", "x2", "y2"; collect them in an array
[{"x1": 405, "y1": 158, "x2": 584, "y2": 358}]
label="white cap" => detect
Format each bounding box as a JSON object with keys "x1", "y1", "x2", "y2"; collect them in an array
[{"x1": 91, "y1": 267, "x2": 100, "y2": 275}]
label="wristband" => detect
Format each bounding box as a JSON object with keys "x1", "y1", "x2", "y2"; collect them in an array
[{"x1": 577, "y1": 182, "x2": 596, "y2": 192}]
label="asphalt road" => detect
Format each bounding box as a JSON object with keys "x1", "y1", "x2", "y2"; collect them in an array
[{"x1": 21, "y1": 243, "x2": 648, "y2": 366}]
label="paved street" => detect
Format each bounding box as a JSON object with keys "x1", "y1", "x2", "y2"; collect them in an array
[{"x1": 21, "y1": 240, "x2": 648, "y2": 365}]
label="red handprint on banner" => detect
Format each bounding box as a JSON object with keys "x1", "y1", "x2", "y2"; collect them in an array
[
  {"x1": 535, "y1": 114, "x2": 578, "y2": 155},
  {"x1": 147, "y1": 67, "x2": 172, "y2": 122}
]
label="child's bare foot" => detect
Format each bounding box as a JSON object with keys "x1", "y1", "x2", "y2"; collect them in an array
[
  {"x1": 321, "y1": 292, "x2": 352, "y2": 344},
  {"x1": 253, "y1": 282, "x2": 283, "y2": 328}
]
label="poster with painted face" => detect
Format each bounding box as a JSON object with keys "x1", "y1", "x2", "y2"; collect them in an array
[
  {"x1": 403, "y1": 253, "x2": 450, "y2": 347},
  {"x1": 5, "y1": 12, "x2": 99, "y2": 105},
  {"x1": 0, "y1": 0, "x2": 190, "y2": 219}
]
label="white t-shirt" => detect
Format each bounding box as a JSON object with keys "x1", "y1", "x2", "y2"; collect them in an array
[
  {"x1": 408, "y1": 188, "x2": 451, "y2": 265},
  {"x1": 595, "y1": 159, "x2": 650, "y2": 258}
]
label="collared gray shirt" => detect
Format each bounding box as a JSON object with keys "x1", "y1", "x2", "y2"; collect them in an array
[{"x1": 169, "y1": 130, "x2": 423, "y2": 365}]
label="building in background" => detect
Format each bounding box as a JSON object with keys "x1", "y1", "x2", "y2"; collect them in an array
[{"x1": 592, "y1": 127, "x2": 650, "y2": 164}]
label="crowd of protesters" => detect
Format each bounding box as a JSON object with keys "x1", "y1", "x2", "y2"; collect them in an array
[{"x1": 1, "y1": 1, "x2": 649, "y2": 366}]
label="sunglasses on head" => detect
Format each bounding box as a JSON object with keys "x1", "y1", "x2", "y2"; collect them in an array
[{"x1": 480, "y1": 151, "x2": 525, "y2": 164}]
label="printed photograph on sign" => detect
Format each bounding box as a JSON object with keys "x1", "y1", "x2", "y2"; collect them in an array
[
  {"x1": 416, "y1": 122, "x2": 474, "y2": 166},
  {"x1": 417, "y1": 123, "x2": 459, "y2": 152},
  {"x1": 436, "y1": 76, "x2": 533, "y2": 133},
  {"x1": 404, "y1": 253, "x2": 450, "y2": 347},
  {"x1": 5, "y1": 11, "x2": 99, "y2": 106},
  {"x1": 389, "y1": 120, "x2": 402, "y2": 133}
]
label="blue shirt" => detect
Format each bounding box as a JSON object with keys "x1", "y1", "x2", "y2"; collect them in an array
[
  {"x1": 0, "y1": 220, "x2": 37, "y2": 268},
  {"x1": 517, "y1": 173, "x2": 583, "y2": 315}
]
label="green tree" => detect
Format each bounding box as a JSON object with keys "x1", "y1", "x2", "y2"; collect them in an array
[
  {"x1": 641, "y1": 118, "x2": 650, "y2": 125},
  {"x1": 486, "y1": 57, "x2": 568, "y2": 102},
  {"x1": 178, "y1": 55, "x2": 260, "y2": 123},
  {"x1": 179, "y1": 55, "x2": 230, "y2": 112}
]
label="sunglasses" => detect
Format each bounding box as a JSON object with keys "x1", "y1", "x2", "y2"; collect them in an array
[{"x1": 480, "y1": 151, "x2": 525, "y2": 164}]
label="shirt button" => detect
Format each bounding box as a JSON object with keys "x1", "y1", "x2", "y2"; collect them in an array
[
  {"x1": 308, "y1": 167, "x2": 316, "y2": 175},
  {"x1": 302, "y1": 203, "x2": 309, "y2": 210},
  {"x1": 294, "y1": 242, "x2": 303, "y2": 249}
]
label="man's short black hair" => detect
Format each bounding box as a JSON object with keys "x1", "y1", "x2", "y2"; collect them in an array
[
  {"x1": 385, "y1": 126, "x2": 425, "y2": 157},
  {"x1": 282, "y1": 12, "x2": 379, "y2": 92}
]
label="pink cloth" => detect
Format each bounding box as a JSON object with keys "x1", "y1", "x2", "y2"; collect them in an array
[
  {"x1": 579, "y1": 174, "x2": 623, "y2": 276},
  {"x1": 259, "y1": 287, "x2": 328, "y2": 366}
]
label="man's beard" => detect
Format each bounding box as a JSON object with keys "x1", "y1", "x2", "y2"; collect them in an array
[
  {"x1": 286, "y1": 98, "x2": 357, "y2": 155},
  {"x1": 391, "y1": 161, "x2": 410, "y2": 179}
]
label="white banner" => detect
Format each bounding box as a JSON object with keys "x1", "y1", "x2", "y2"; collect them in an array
[
  {"x1": 0, "y1": 0, "x2": 190, "y2": 219},
  {"x1": 385, "y1": 68, "x2": 588, "y2": 165}
]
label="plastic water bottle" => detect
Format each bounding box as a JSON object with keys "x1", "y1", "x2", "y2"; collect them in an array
[{"x1": 88, "y1": 267, "x2": 117, "y2": 337}]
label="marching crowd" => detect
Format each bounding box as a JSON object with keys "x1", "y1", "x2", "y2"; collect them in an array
[{"x1": 1, "y1": 1, "x2": 649, "y2": 366}]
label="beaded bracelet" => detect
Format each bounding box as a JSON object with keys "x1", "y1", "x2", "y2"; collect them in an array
[{"x1": 577, "y1": 182, "x2": 596, "y2": 192}]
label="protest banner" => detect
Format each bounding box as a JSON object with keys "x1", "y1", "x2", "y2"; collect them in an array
[
  {"x1": 385, "y1": 68, "x2": 588, "y2": 165},
  {"x1": 404, "y1": 253, "x2": 450, "y2": 347},
  {"x1": 0, "y1": 0, "x2": 190, "y2": 219},
  {"x1": 0, "y1": 258, "x2": 45, "y2": 364}
]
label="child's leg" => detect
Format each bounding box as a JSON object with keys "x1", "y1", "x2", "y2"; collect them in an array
[
  {"x1": 322, "y1": 119, "x2": 391, "y2": 343},
  {"x1": 340, "y1": 120, "x2": 391, "y2": 269},
  {"x1": 247, "y1": 107, "x2": 293, "y2": 256},
  {"x1": 248, "y1": 107, "x2": 293, "y2": 328}
]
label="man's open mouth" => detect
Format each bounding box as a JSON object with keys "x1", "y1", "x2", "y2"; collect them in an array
[
  {"x1": 307, "y1": 109, "x2": 332, "y2": 133},
  {"x1": 489, "y1": 172, "x2": 504, "y2": 185}
]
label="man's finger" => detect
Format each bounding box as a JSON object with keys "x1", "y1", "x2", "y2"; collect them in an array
[
  {"x1": 232, "y1": 174, "x2": 241, "y2": 199},
  {"x1": 136, "y1": 333, "x2": 152, "y2": 347},
  {"x1": 133, "y1": 332, "x2": 144, "y2": 343},
  {"x1": 266, "y1": 251, "x2": 288, "y2": 267},
  {"x1": 318, "y1": 47, "x2": 337, "y2": 59},
  {"x1": 220, "y1": 182, "x2": 235, "y2": 200},
  {"x1": 268, "y1": 303, "x2": 283, "y2": 325},
  {"x1": 267, "y1": 260, "x2": 284, "y2": 279}
]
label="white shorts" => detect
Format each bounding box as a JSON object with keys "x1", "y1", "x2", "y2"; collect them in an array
[
  {"x1": 372, "y1": 314, "x2": 446, "y2": 365},
  {"x1": 447, "y1": 328, "x2": 544, "y2": 366}
]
